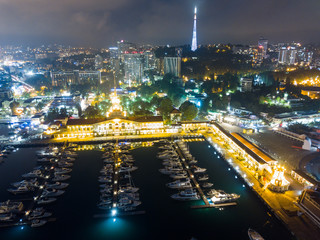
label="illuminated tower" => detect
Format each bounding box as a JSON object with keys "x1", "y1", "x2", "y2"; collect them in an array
[{"x1": 191, "y1": 7, "x2": 197, "y2": 51}]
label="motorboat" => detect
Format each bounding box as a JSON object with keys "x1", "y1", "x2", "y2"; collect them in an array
[
  {"x1": 41, "y1": 188, "x2": 65, "y2": 197},
  {"x1": 192, "y1": 166, "x2": 206, "y2": 173},
  {"x1": 119, "y1": 166, "x2": 138, "y2": 173},
  {"x1": 98, "y1": 176, "x2": 112, "y2": 183},
  {"x1": 170, "y1": 171, "x2": 188, "y2": 179},
  {"x1": 0, "y1": 213, "x2": 15, "y2": 221},
  {"x1": 45, "y1": 182, "x2": 69, "y2": 189},
  {"x1": 0, "y1": 200, "x2": 23, "y2": 213},
  {"x1": 209, "y1": 190, "x2": 240, "y2": 204},
  {"x1": 248, "y1": 228, "x2": 264, "y2": 240},
  {"x1": 159, "y1": 166, "x2": 183, "y2": 174},
  {"x1": 118, "y1": 192, "x2": 139, "y2": 201},
  {"x1": 62, "y1": 156, "x2": 76, "y2": 162},
  {"x1": 171, "y1": 188, "x2": 200, "y2": 200},
  {"x1": 8, "y1": 185, "x2": 34, "y2": 195},
  {"x1": 11, "y1": 179, "x2": 39, "y2": 188},
  {"x1": 37, "y1": 158, "x2": 51, "y2": 163},
  {"x1": 117, "y1": 198, "x2": 141, "y2": 208},
  {"x1": 28, "y1": 208, "x2": 52, "y2": 220},
  {"x1": 118, "y1": 186, "x2": 139, "y2": 193},
  {"x1": 202, "y1": 182, "x2": 214, "y2": 188},
  {"x1": 97, "y1": 204, "x2": 111, "y2": 210},
  {"x1": 54, "y1": 168, "x2": 72, "y2": 175},
  {"x1": 197, "y1": 174, "x2": 209, "y2": 181},
  {"x1": 52, "y1": 174, "x2": 70, "y2": 182},
  {"x1": 31, "y1": 219, "x2": 47, "y2": 227},
  {"x1": 166, "y1": 178, "x2": 192, "y2": 189},
  {"x1": 36, "y1": 197, "x2": 57, "y2": 205},
  {"x1": 103, "y1": 159, "x2": 114, "y2": 164},
  {"x1": 57, "y1": 161, "x2": 73, "y2": 168},
  {"x1": 162, "y1": 161, "x2": 182, "y2": 167},
  {"x1": 22, "y1": 170, "x2": 44, "y2": 178}
]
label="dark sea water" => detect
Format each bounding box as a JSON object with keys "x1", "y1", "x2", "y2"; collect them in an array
[{"x1": 0, "y1": 124, "x2": 294, "y2": 240}]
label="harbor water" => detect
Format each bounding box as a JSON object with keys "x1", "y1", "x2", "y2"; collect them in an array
[{"x1": 0, "y1": 129, "x2": 294, "y2": 239}]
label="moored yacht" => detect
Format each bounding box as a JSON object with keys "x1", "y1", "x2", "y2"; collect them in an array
[
  {"x1": 208, "y1": 189, "x2": 240, "y2": 204},
  {"x1": 45, "y1": 182, "x2": 69, "y2": 189},
  {"x1": 171, "y1": 188, "x2": 200, "y2": 201},
  {"x1": 248, "y1": 228, "x2": 264, "y2": 240},
  {"x1": 31, "y1": 219, "x2": 47, "y2": 227},
  {"x1": 166, "y1": 178, "x2": 192, "y2": 189}
]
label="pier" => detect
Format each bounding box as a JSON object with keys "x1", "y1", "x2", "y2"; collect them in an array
[
  {"x1": 112, "y1": 141, "x2": 120, "y2": 209},
  {"x1": 174, "y1": 142, "x2": 210, "y2": 207}
]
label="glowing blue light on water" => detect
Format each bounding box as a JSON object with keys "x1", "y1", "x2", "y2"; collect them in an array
[
  {"x1": 20, "y1": 219, "x2": 22, "y2": 222},
  {"x1": 111, "y1": 209, "x2": 117, "y2": 216},
  {"x1": 228, "y1": 168, "x2": 231, "y2": 171},
  {"x1": 242, "y1": 185, "x2": 245, "y2": 187},
  {"x1": 208, "y1": 145, "x2": 210, "y2": 148},
  {"x1": 21, "y1": 226, "x2": 24, "y2": 230},
  {"x1": 113, "y1": 218, "x2": 116, "y2": 222},
  {"x1": 235, "y1": 176, "x2": 238, "y2": 179}
]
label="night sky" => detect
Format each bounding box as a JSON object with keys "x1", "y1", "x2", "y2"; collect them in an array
[{"x1": 0, "y1": 0, "x2": 320, "y2": 47}]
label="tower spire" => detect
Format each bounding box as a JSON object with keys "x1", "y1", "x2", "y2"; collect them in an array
[{"x1": 191, "y1": 6, "x2": 197, "y2": 51}]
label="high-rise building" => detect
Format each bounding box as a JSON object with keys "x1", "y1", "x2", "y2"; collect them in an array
[
  {"x1": 117, "y1": 40, "x2": 136, "y2": 61},
  {"x1": 191, "y1": 7, "x2": 197, "y2": 52},
  {"x1": 258, "y1": 37, "x2": 268, "y2": 61},
  {"x1": 123, "y1": 53, "x2": 144, "y2": 85},
  {"x1": 240, "y1": 77, "x2": 253, "y2": 92},
  {"x1": 278, "y1": 46, "x2": 298, "y2": 65},
  {"x1": 51, "y1": 70, "x2": 101, "y2": 87},
  {"x1": 164, "y1": 57, "x2": 181, "y2": 77}
]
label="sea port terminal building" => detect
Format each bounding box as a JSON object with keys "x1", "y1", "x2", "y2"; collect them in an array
[{"x1": 54, "y1": 116, "x2": 164, "y2": 139}]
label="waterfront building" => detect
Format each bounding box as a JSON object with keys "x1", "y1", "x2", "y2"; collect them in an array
[
  {"x1": 54, "y1": 90, "x2": 164, "y2": 139},
  {"x1": 170, "y1": 109, "x2": 182, "y2": 124},
  {"x1": 298, "y1": 189, "x2": 320, "y2": 228},
  {"x1": 210, "y1": 122, "x2": 277, "y2": 173}
]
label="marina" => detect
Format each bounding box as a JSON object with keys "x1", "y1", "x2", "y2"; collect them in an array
[{"x1": 0, "y1": 137, "x2": 294, "y2": 239}]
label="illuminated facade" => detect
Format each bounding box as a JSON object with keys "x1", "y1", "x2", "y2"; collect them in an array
[
  {"x1": 191, "y1": 7, "x2": 197, "y2": 52},
  {"x1": 54, "y1": 89, "x2": 164, "y2": 139}
]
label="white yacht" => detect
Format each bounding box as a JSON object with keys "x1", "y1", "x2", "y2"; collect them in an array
[
  {"x1": 119, "y1": 166, "x2": 138, "y2": 173},
  {"x1": 171, "y1": 188, "x2": 200, "y2": 201},
  {"x1": 248, "y1": 228, "x2": 264, "y2": 240},
  {"x1": 31, "y1": 219, "x2": 47, "y2": 227},
  {"x1": 54, "y1": 168, "x2": 72, "y2": 175},
  {"x1": 36, "y1": 197, "x2": 57, "y2": 205},
  {"x1": 52, "y1": 174, "x2": 70, "y2": 182},
  {"x1": 159, "y1": 166, "x2": 183, "y2": 174},
  {"x1": 45, "y1": 182, "x2": 69, "y2": 189},
  {"x1": 0, "y1": 213, "x2": 15, "y2": 221},
  {"x1": 192, "y1": 166, "x2": 206, "y2": 173},
  {"x1": 22, "y1": 170, "x2": 44, "y2": 178},
  {"x1": 41, "y1": 188, "x2": 65, "y2": 197},
  {"x1": 170, "y1": 171, "x2": 188, "y2": 179},
  {"x1": 166, "y1": 178, "x2": 192, "y2": 189},
  {"x1": 8, "y1": 185, "x2": 34, "y2": 195},
  {"x1": 209, "y1": 190, "x2": 240, "y2": 204}
]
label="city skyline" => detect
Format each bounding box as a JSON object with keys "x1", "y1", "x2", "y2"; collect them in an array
[{"x1": 0, "y1": 0, "x2": 320, "y2": 47}]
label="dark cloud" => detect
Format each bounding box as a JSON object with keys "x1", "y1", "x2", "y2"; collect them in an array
[{"x1": 0, "y1": 0, "x2": 319, "y2": 47}]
